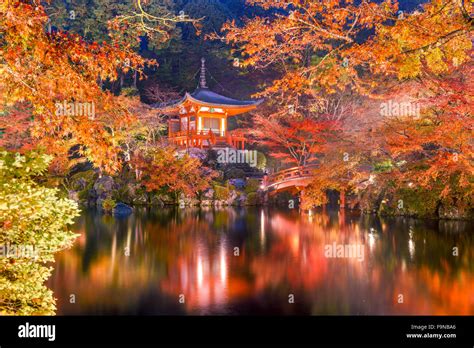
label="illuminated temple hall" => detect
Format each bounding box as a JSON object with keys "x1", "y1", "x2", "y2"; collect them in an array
[{"x1": 156, "y1": 58, "x2": 262, "y2": 149}]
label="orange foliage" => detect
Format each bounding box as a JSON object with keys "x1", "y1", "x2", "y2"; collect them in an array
[
  {"x1": 223, "y1": 0, "x2": 473, "y2": 208},
  {"x1": 0, "y1": 1, "x2": 155, "y2": 172},
  {"x1": 132, "y1": 146, "x2": 216, "y2": 199},
  {"x1": 250, "y1": 115, "x2": 341, "y2": 167}
]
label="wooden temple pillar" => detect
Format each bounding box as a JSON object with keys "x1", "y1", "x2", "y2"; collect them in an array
[{"x1": 221, "y1": 117, "x2": 226, "y2": 137}]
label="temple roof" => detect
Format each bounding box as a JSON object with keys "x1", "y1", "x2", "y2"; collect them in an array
[
  {"x1": 153, "y1": 88, "x2": 263, "y2": 115},
  {"x1": 152, "y1": 58, "x2": 263, "y2": 116},
  {"x1": 190, "y1": 88, "x2": 262, "y2": 107}
]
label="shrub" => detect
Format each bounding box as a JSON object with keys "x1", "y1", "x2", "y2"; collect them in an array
[
  {"x1": 246, "y1": 192, "x2": 258, "y2": 205},
  {"x1": 256, "y1": 151, "x2": 267, "y2": 170},
  {"x1": 214, "y1": 185, "x2": 230, "y2": 201},
  {"x1": 101, "y1": 198, "x2": 117, "y2": 213},
  {"x1": 112, "y1": 186, "x2": 132, "y2": 204},
  {"x1": 0, "y1": 151, "x2": 80, "y2": 315},
  {"x1": 244, "y1": 178, "x2": 261, "y2": 194}
]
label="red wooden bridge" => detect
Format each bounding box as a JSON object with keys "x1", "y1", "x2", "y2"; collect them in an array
[
  {"x1": 262, "y1": 164, "x2": 318, "y2": 194},
  {"x1": 261, "y1": 164, "x2": 348, "y2": 209}
]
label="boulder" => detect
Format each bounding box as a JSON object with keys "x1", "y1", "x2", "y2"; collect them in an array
[
  {"x1": 113, "y1": 203, "x2": 133, "y2": 217},
  {"x1": 69, "y1": 170, "x2": 97, "y2": 191},
  {"x1": 187, "y1": 148, "x2": 208, "y2": 161},
  {"x1": 200, "y1": 200, "x2": 213, "y2": 206},
  {"x1": 92, "y1": 176, "x2": 116, "y2": 202},
  {"x1": 229, "y1": 178, "x2": 245, "y2": 189},
  {"x1": 226, "y1": 190, "x2": 239, "y2": 206},
  {"x1": 237, "y1": 193, "x2": 247, "y2": 206},
  {"x1": 203, "y1": 188, "x2": 215, "y2": 200},
  {"x1": 179, "y1": 193, "x2": 199, "y2": 206},
  {"x1": 156, "y1": 193, "x2": 175, "y2": 205},
  {"x1": 150, "y1": 194, "x2": 165, "y2": 206},
  {"x1": 132, "y1": 193, "x2": 148, "y2": 205},
  {"x1": 438, "y1": 203, "x2": 473, "y2": 220}
]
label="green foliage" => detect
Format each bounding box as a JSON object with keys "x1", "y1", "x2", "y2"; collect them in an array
[
  {"x1": 0, "y1": 151, "x2": 52, "y2": 179},
  {"x1": 101, "y1": 198, "x2": 117, "y2": 213},
  {"x1": 213, "y1": 185, "x2": 230, "y2": 200},
  {"x1": 244, "y1": 178, "x2": 261, "y2": 194},
  {"x1": 374, "y1": 160, "x2": 393, "y2": 173},
  {"x1": 378, "y1": 174, "x2": 473, "y2": 219},
  {"x1": 112, "y1": 185, "x2": 132, "y2": 205},
  {"x1": 379, "y1": 187, "x2": 440, "y2": 218},
  {"x1": 47, "y1": 0, "x2": 178, "y2": 49},
  {"x1": 245, "y1": 192, "x2": 258, "y2": 206},
  {"x1": 256, "y1": 151, "x2": 267, "y2": 170},
  {"x1": 121, "y1": 87, "x2": 140, "y2": 97},
  {"x1": 1, "y1": 261, "x2": 55, "y2": 315},
  {"x1": 0, "y1": 151, "x2": 80, "y2": 315}
]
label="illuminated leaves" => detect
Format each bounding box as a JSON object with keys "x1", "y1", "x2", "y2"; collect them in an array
[
  {"x1": 0, "y1": 1, "x2": 169, "y2": 173},
  {"x1": 250, "y1": 116, "x2": 340, "y2": 167},
  {"x1": 398, "y1": 54, "x2": 422, "y2": 79},
  {"x1": 424, "y1": 48, "x2": 448, "y2": 75},
  {"x1": 380, "y1": 61, "x2": 474, "y2": 200},
  {"x1": 359, "y1": 0, "x2": 473, "y2": 80},
  {"x1": 0, "y1": 151, "x2": 80, "y2": 315},
  {"x1": 132, "y1": 146, "x2": 216, "y2": 198},
  {"x1": 221, "y1": 0, "x2": 472, "y2": 212},
  {"x1": 222, "y1": 0, "x2": 397, "y2": 98}
]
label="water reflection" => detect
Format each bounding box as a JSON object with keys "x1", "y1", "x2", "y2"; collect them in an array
[{"x1": 49, "y1": 207, "x2": 474, "y2": 315}]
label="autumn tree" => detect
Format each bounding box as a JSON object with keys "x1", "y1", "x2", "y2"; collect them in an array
[
  {"x1": 1, "y1": 1, "x2": 142, "y2": 172},
  {"x1": 250, "y1": 115, "x2": 340, "y2": 167},
  {"x1": 379, "y1": 61, "x2": 474, "y2": 206},
  {"x1": 132, "y1": 146, "x2": 216, "y2": 201},
  {"x1": 0, "y1": 0, "x2": 198, "y2": 173},
  {"x1": 219, "y1": 0, "x2": 397, "y2": 173},
  {"x1": 353, "y1": 0, "x2": 472, "y2": 81},
  {"x1": 222, "y1": 0, "x2": 399, "y2": 110},
  {"x1": 223, "y1": 0, "x2": 472, "y2": 97},
  {"x1": 142, "y1": 83, "x2": 180, "y2": 105},
  {"x1": 224, "y1": 0, "x2": 472, "y2": 213}
]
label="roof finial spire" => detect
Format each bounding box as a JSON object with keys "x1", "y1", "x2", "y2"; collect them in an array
[{"x1": 200, "y1": 57, "x2": 207, "y2": 89}]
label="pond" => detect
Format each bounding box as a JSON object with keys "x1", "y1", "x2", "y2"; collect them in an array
[{"x1": 49, "y1": 207, "x2": 474, "y2": 315}]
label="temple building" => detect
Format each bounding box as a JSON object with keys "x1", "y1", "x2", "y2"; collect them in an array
[{"x1": 156, "y1": 58, "x2": 262, "y2": 149}]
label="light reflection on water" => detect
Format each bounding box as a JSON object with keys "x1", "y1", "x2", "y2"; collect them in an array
[{"x1": 49, "y1": 207, "x2": 474, "y2": 315}]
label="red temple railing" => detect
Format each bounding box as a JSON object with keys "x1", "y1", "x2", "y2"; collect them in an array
[{"x1": 168, "y1": 129, "x2": 246, "y2": 149}]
